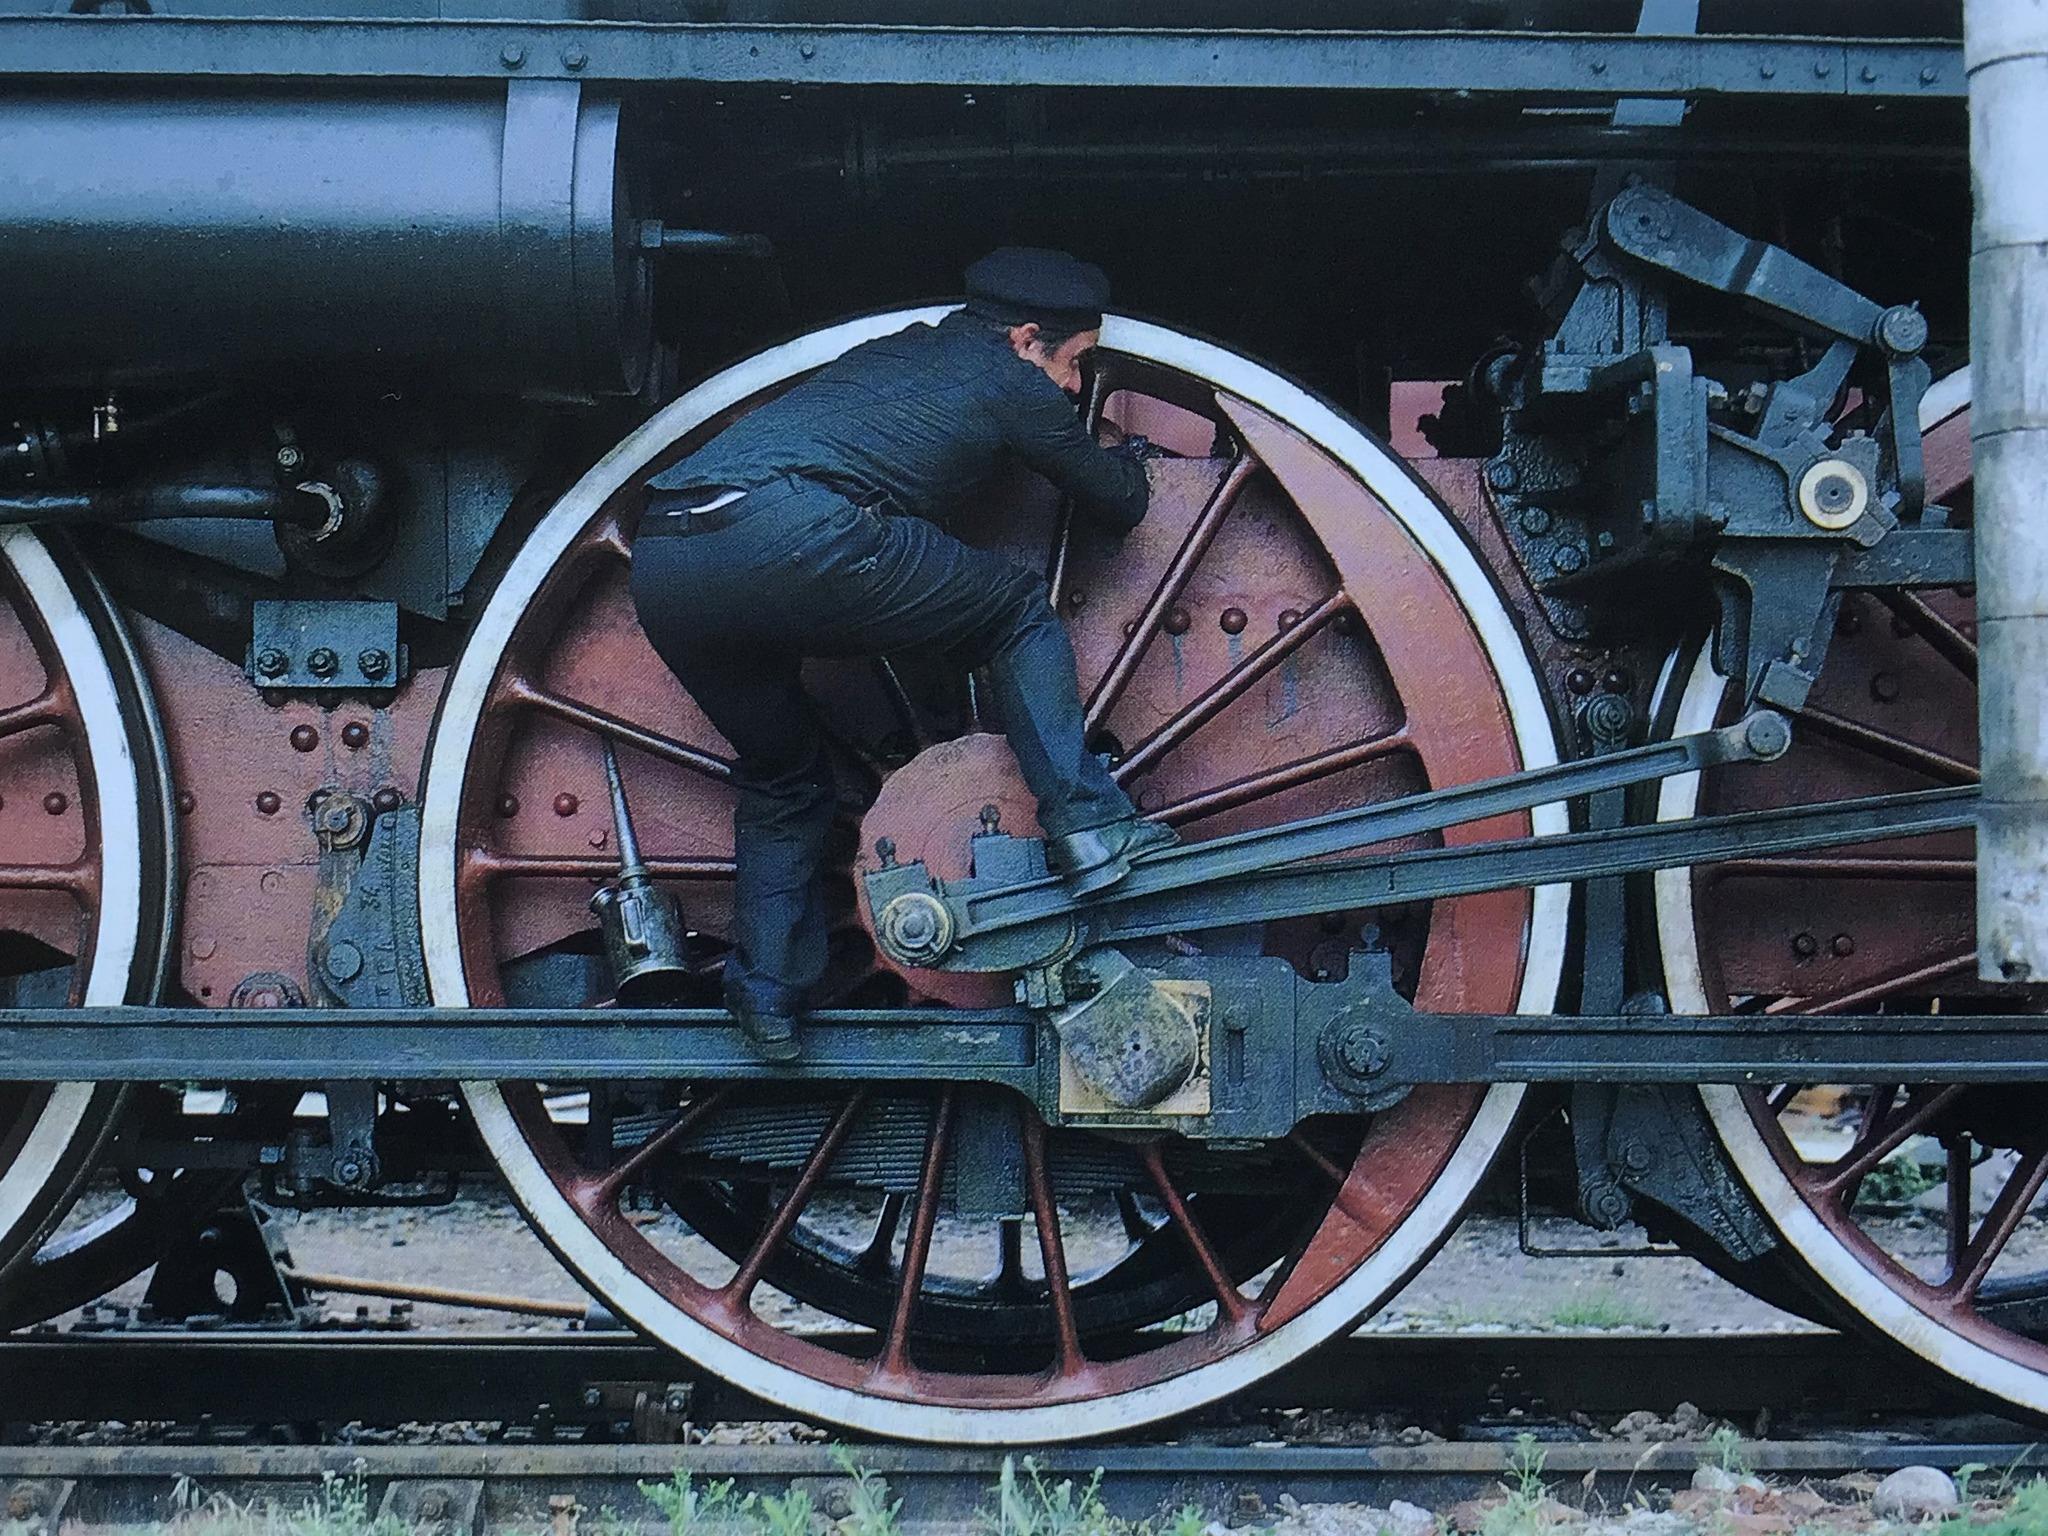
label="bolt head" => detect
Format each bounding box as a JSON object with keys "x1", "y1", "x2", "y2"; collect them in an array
[
  {"x1": 306, "y1": 647, "x2": 340, "y2": 679},
  {"x1": 255, "y1": 647, "x2": 290, "y2": 678},
  {"x1": 357, "y1": 648, "x2": 391, "y2": 681}
]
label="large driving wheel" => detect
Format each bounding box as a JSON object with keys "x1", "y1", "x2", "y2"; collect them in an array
[
  {"x1": 421, "y1": 310, "x2": 1565, "y2": 1440},
  {"x1": 1653, "y1": 373, "x2": 2048, "y2": 1416},
  {"x1": 0, "y1": 528, "x2": 173, "y2": 1299}
]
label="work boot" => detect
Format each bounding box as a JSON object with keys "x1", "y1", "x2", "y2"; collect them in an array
[
  {"x1": 725, "y1": 977, "x2": 803, "y2": 1064},
  {"x1": 1047, "y1": 817, "x2": 1179, "y2": 898}
]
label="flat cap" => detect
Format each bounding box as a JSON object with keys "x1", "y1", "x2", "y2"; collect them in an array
[{"x1": 963, "y1": 246, "x2": 1110, "y2": 330}]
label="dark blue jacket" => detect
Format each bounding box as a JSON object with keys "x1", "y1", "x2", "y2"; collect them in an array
[{"x1": 649, "y1": 310, "x2": 1150, "y2": 533}]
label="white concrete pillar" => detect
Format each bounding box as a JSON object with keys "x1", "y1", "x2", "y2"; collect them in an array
[{"x1": 1970, "y1": 0, "x2": 2048, "y2": 980}]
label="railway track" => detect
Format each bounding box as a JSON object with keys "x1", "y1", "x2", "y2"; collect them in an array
[
  {"x1": 0, "y1": 1328, "x2": 1995, "y2": 1434},
  {"x1": 2, "y1": 1432, "x2": 2042, "y2": 1535}
]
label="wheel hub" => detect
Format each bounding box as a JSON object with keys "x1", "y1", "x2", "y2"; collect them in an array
[{"x1": 858, "y1": 733, "x2": 1037, "y2": 1005}]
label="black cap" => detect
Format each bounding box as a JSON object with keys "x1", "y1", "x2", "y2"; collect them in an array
[{"x1": 963, "y1": 246, "x2": 1110, "y2": 332}]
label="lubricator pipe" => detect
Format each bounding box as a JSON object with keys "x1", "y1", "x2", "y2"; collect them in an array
[
  {"x1": 0, "y1": 82, "x2": 649, "y2": 402},
  {"x1": 0, "y1": 481, "x2": 334, "y2": 529},
  {"x1": 1968, "y1": 0, "x2": 2048, "y2": 982}
]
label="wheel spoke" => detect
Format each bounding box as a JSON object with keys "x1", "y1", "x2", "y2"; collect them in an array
[
  {"x1": 1024, "y1": 1116, "x2": 1085, "y2": 1375},
  {"x1": 877, "y1": 1088, "x2": 957, "y2": 1376},
  {"x1": 1944, "y1": 1134, "x2": 1972, "y2": 1275},
  {"x1": 0, "y1": 685, "x2": 62, "y2": 744},
  {"x1": 1876, "y1": 590, "x2": 1977, "y2": 682},
  {"x1": 1045, "y1": 368, "x2": 1114, "y2": 609},
  {"x1": 1114, "y1": 592, "x2": 1351, "y2": 783},
  {"x1": 1140, "y1": 1143, "x2": 1249, "y2": 1325},
  {"x1": 501, "y1": 674, "x2": 735, "y2": 783},
  {"x1": 0, "y1": 860, "x2": 88, "y2": 896},
  {"x1": 1086, "y1": 454, "x2": 1256, "y2": 731},
  {"x1": 724, "y1": 1092, "x2": 869, "y2": 1305},
  {"x1": 1943, "y1": 1145, "x2": 2048, "y2": 1302},
  {"x1": 1810, "y1": 1085, "x2": 1968, "y2": 1202},
  {"x1": 856, "y1": 1192, "x2": 907, "y2": 1278},
  {"x1": 1793, "y1": 703, "x2": 1979, "y2": 786},
  {"x1": 1158, "y1": 728, "x2": 1413, "y2": 827},
  {"x1": 588, "y1": 1089, "x2": 731, "y2": 1205}
]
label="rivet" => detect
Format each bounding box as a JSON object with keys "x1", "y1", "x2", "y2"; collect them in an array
[
  {"x1": 799, "y1": 41, "x2": 816, "y2": 58},
  {"x1": 262, "y1": 689, "x2": 287, "y2": 708},
  {"x1": 256, "y1": 791, "x2": 282, "y2": 815},
  {"x1": 1860, "y1": 65, "x2": 1877, "y2": 82},
  {"x1": 1760, "y1": 63, "x2": 1776, "y2": 79},
  {"x1": 500, "y1": 42, "x2": 526, "y2": 67},
  {"x1": 1602, "y1": 669, "x2": 1632, "y2": 694},
  {"x1": 176, "y1": 790, "x2": 196, "y2": 815},
  {"x1": 1831, "y1": 933, "x2": 1856, "y2": 957},
  {"x1": 1220, "y1": 607, "x2": 1248, "y2": 634},
  {"x1": 1278, "y1": 608, "x2": 1303, "y2": 630},
  {"x1": 562, "y1": 45, "x2": 588, "y2": 70},
  {"x1": 497, "y1": 794, "x2": 520, "y2": 818},
  {"x1": 1792, "y1": 931, "x2": 1819, "y2": 958},
  {"x1": 190, "y1": 936, "x2": 216, "y2": 960},
  {"x1": 1813, "y1": 58, "x2": 1830, "y2": 77},
  {"x1": 1164, "y1": 607, "x2": 1191, "y2": 635},
  {"x1": 1870, "y1": 671, "x2": 1901, "y2": 703},
  {"x1": 290, "y1": 724, "x2": 319, "y2": 752},
  {"x1": 1518, "y1": 507, "x2": 1552, "y2": 536},
  {"x1": 1836, "y1": 605, "x2": 1863, "y2": 636},
  {"x1": 589, "y1": 828, "x2": 608, "y2": 849},
  {"x1": 1590, "y1": 58, "x2": 1607, "y2": 74},
  {"x1": 341, "y1": 721, "x2": 370, "y2": 750},
  {"x1": 42, "y1": 791, "x2": 67, "y2": 816},
  {"x1": 1122, "y1": 620, "x2": 1139, "y2": 638},
  {"x1": 261, "y1": 869, "x2": 284, "y2": 893},
  {"x1": 555, "y1": 792, "x2": 580, "y2": 817},
  {"x1": 1920, "y1": 66, "x2": 1938, "y2": 84},
  {"x1": 373, "y1": 787, "x2": 403, "y2": 814},
  {"x1": 1566, "y1": 667, "x2": 1595, "y2": 695}
]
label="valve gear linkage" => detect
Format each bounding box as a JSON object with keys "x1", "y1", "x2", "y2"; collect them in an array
[{"x1": 863, "y1": 710, "x2": 1973, "y2": 978}]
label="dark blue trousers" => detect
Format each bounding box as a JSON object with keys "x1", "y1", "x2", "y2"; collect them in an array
[{"x1": 629, "y1": 478, "x2": 1133, "y2": 1015}]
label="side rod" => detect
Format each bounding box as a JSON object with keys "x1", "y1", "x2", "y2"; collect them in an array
[
  {"x1": 946, "y1": 712, "x2": 1788, "y2": 942},
  {"x1": 1077, "y1": 785, "x2": 1975, "y2": 949}
]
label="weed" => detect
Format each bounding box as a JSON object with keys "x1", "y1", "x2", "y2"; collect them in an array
[
  {"x1": 1705, "y1": 1425, "x2": 1753, "y2": 1480},
  {"x1": 829, "y1": 1448, "x2": 902, "y2": 1536},
  {"x1": 1937, "y1": 1476, "x2": 2048, "y2": 1535},
  {"x1": 640, "y1": 1473, "x2": 756, "y2": 1536},
  {"x1": 1545, "y1": 1293, "x2": 1657, "y2": 1331},
  {"x1": 984, "y1": 1457, "x2": 1120, "y2": 1536},
  {"x1": 756, "y1": 1488, "x2": 813, "y2": 1536},
  {"x1": 1480, "y1": 1434, "x2": 1552, "y2": 1536},
  {"x1": 1854, "y1": 1150, "x2": 1943, "y2": 1209},
  {"x1": 1160, "y1": 1508, "x2": 1208, "y2": 1536}
]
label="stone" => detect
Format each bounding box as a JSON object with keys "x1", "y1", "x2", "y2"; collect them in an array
[
  {"x1": 1871, "y1": 1466, "x2": 1959, "y2": 1522},
  {"x1": 1384, "y1": 1501, "x2": 1436, "y2": 1536}
]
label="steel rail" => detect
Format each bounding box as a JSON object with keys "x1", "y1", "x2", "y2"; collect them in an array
[
  {"x1": 0, "y1": 19, "x2": 1964, "y2": 96},
  {"x1": 0, "y1": 1328, "x2": 1979, "y2": 1429}
]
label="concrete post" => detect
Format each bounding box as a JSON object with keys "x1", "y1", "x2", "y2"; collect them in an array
[{"x1": 1970, "y1": 0, "x2": 2048, "y2": 981}]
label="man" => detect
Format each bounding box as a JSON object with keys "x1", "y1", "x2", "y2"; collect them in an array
[{"x1": 630, "y1": 247, "x2": 1176, "y2": 1062}]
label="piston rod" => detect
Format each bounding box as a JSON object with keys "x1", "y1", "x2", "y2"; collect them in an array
[{"x1": 1968, "y1": 0, "x2": 2048, "y2": 982}]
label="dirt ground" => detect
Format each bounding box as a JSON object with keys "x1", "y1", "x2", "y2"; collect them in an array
[{"x1": 49, "y1": 1177, "x2": 1811, "y2": 1337}]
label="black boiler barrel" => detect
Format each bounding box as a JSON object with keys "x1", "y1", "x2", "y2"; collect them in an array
[{"x1": 0, "y1": 80, "x2": 651, "y2": 402}]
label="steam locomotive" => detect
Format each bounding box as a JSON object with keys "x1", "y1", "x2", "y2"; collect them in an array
[{"x1": 4, "y1": 1, "x2": 2031, "y2": 1443}]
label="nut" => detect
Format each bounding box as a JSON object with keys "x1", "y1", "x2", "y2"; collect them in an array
[{"x1": 306, "y1": 646, "x2": 340, "y2": 679}]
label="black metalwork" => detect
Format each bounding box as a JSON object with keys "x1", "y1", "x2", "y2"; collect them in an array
[
  {"x1": 1484, "y1": 185, "x2": 1949, "y2": 711},
  {"x1": 247, "y1": 600, "x2": 407, "y2": 695},
  {"x1": 0, "y1": 20, "x2": 1963, "y2": 97}
]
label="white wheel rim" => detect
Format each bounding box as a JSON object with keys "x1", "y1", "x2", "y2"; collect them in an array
[
  {"x1": 0, "y1": 528, "x2": 143, "y2": 1261},
  {"x1": 1653, "y1": 377, "x2": 2048, "y2": 1412},
  {"x1": 422, "y1": 309, "x2": 1566, "y2": 1440}
]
